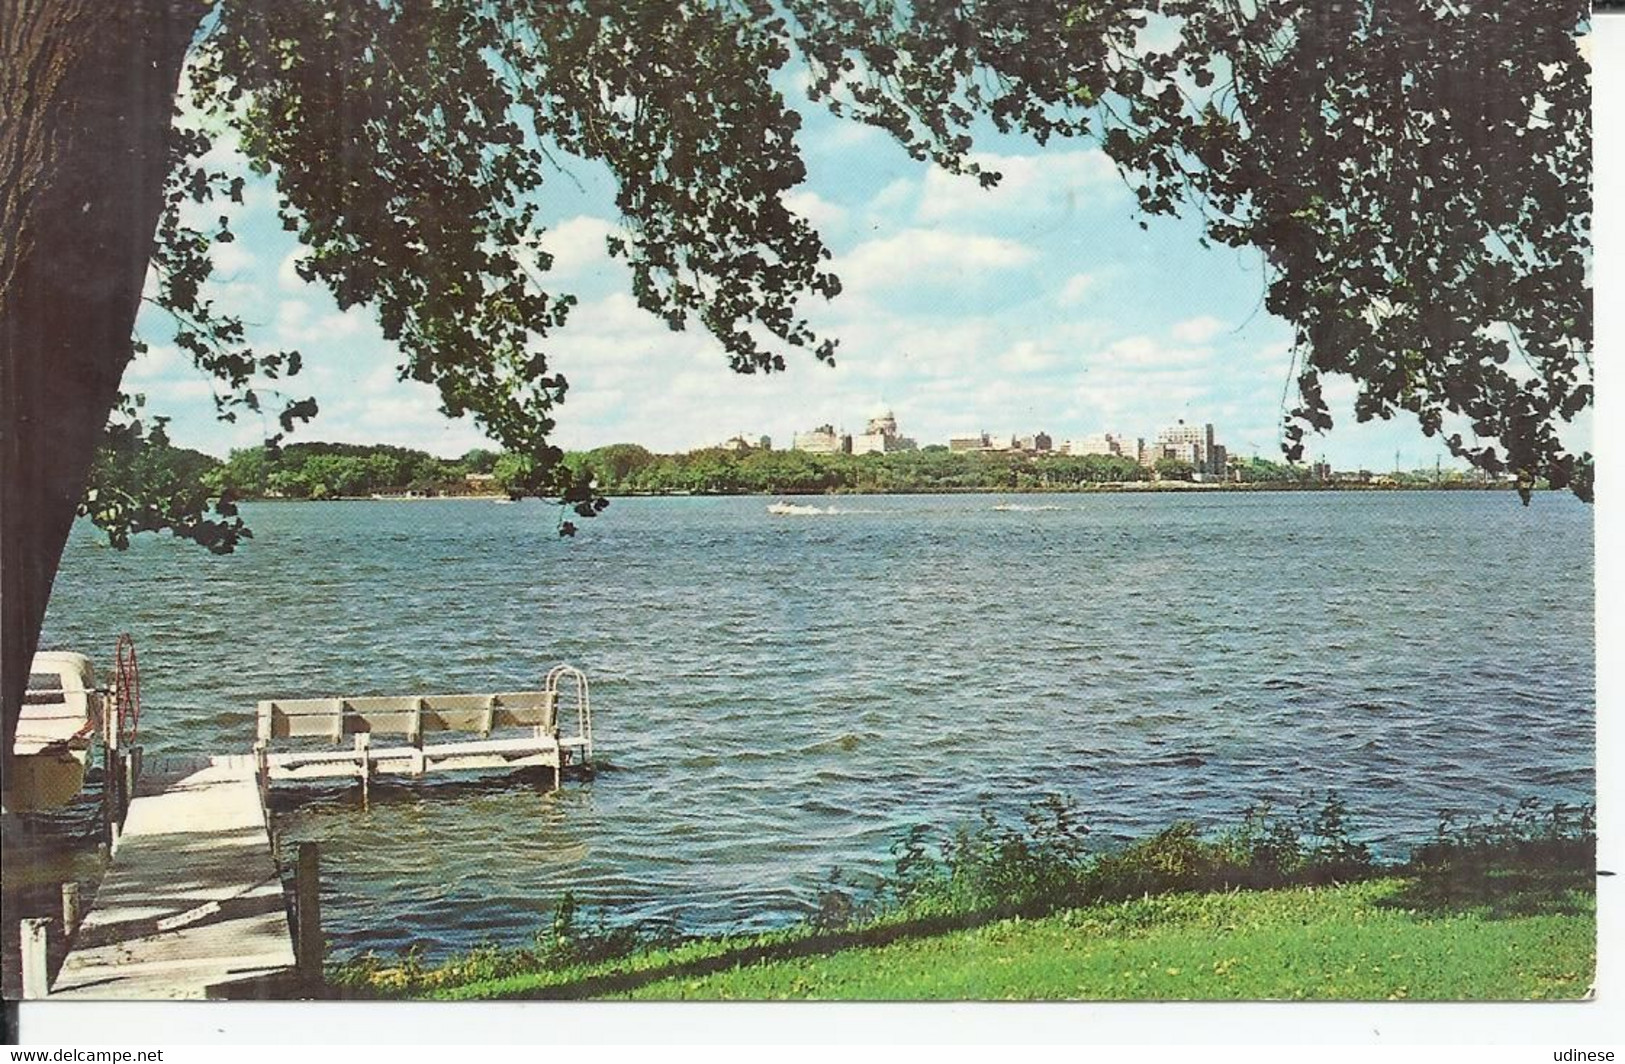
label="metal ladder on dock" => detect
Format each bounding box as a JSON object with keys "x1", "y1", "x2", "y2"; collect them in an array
[{"x1": 546, "y1": 664, "x2": 592, "y2": 766}]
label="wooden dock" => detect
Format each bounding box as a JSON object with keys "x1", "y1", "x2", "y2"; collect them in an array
[
  {"x1": 27, "y1": 665, "x2": 595, "y2": 999},
  {"x1": 49, "y1": 757, "x2": 297, "y2": 999}
]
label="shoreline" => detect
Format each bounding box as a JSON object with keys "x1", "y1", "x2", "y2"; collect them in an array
[
  {"x1": 245, "y1": 481, "x2": 1520, "y2": 503},
  {"x1": 328, "y1": 797, "x2": 1596, "y2": 1002}
]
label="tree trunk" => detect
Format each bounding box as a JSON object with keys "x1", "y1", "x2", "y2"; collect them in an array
[{"x1": 0, "y1": 0, "x2": 205, "y2": 776}]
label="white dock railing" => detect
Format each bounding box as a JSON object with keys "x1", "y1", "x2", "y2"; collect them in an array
[{"x1": 546, "y1": 664, "x2": 592, "y2": 763}]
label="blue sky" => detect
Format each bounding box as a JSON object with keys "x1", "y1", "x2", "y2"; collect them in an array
[{"x1": 128, "y1": 52, "x2": 1589, "y2": 473}]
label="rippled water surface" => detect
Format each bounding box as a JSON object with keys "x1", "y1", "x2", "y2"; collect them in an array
[{"x1": 37, "y1": 491, "x2": 1594, "y2": 958}]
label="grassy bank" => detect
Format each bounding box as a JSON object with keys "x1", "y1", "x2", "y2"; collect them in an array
[
  {"x1": 330, "y1": 796, "x2": 1596, "y2": 1002},
  {"x1": 348, "y1": 877, "x2": 1592, "y2": 1002},
  {"x1": 627, "y1": 878, "x2": 1594, "y2": 1001}
]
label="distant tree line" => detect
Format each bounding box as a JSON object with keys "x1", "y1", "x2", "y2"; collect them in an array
[
  {"x1": 560, "y1": 445, "x2": 1153, "y2": 495},
  {"x1": 108, "y1": 437, "x2": 1504, "y2": 509},
  {"x1": 206, "y1": 442, "x2": 501, "y2": 500},
  {"x1": 562, "y1": 446, "x2": 1491, "y2": 495}
]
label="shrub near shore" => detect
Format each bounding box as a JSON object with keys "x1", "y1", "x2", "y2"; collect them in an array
[{"x1": 328, "y1": 793, "x2": 1595, "y2": 1000}]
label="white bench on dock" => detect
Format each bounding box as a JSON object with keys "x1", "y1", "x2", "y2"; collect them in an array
[{"x1": 255, "y1": 665, "x2": 593, "y2": 801}]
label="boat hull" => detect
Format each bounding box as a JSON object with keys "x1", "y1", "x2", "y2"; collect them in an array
[{"x1": 2, "y1": 750, "x2": 89, "y2": 814}]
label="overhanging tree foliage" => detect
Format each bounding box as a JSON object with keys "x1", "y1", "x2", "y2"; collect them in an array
[
  {"x1": 0, "y1": 0, "x2": 1591, "y2": 767},
  {"x1": 779, "y1": 0, "x2": 1590, "y2": 499}
]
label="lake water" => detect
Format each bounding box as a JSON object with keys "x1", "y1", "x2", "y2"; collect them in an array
[{"x1": 34, "y1": 491, "x2": 1595, "y2": 959}]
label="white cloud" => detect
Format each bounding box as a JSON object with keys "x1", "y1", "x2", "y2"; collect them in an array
[
  {"x1": 838, "y1": 229, "x2": 1034, "y2": 291},
  {"x1": 1248, "y1": 341, "x2": 1295, "y2": 366},
  {"x1": 997, "y1": 340, "x2": 1061, "y2": 375},
  {"x1": 537, "y1": 215, "x2": 618, "y2": 279},
  {"x1": 1171, "y1": 315, "x2": 1227, "y2": 344},
  {"x1": 771, "y1": 63, "x2": 815, "y2": 99},
  {"x1": 1072, "y1": 371, "x2": 1210, "y2": 422},
  {"x1": 783, "y1": 190, "x2": 848, "y2": 232},
  {"x1": 350, "y1": 393, "x2": 444, "y2": 429},
  {"x1": 271, "y1": 298, "x2": 374, "y2": 347},
  {"x1": 917, "y1": 150, "x2": 1119, "y2": 222},
  {"x1": 208, "y1": 280, "x2": 266, "y2": 320},
  {"x1": 323, "y1": 308, "x2": 373, "y2": 339},
  {"x1": 306, "y1": 386, "x2": 491, "y2": 456},
  {"x1": 124, "y1": 344, "x2": 182, "y2": 382},
  {"x1": 811, "y1": 303, "x2": 1035, "y2": 383},
  {"x1": 1100, "y1": 335, "x2": 1213, "y2": 369},
  {"x1": 810, "y1": 118, "x2": 887, "y2": 154},
  {"x1": 278, "y1": 250, "x2": 311, "y2": 291},
  {"x1": 1321, "y1": 374, "x2": 1361, "y2": 408},
  {"x1": 867, "y1": 179, "x2": 915, "y2": 221},
  {"x1": 238, "y1": 176, "x2": 283, "y2": 215},
  {"x1": 534, "y1": 297, "x2": 1135, "y2": 452},
  {"x1": 1057, "y1": 273, "x2": 1101, "y2": 305},
  {"x1": 210, "y1": 240, "x2": 256, "y2": 278},
  {"x1": 275, "y1": 300, "x2": 310, "y2": 334},
  {"x1": 547, "y1": 292, "x2": 720, "y2": 380},
  {"x1": 146, "y1": 378, "x2": 216, "y2": 402},
  {"x1": 1137, "y1": 13, "x2": 1185, "y2": 54},
  {"x1": 356, "y1": 363, "x2": 405, "y2": 396}
]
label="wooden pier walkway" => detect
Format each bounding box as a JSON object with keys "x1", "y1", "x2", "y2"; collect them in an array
[{"x1": 49, "y1": 756, "x2": 296, "y2": 999}]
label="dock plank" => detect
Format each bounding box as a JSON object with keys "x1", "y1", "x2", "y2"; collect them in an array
[
  {"x1": 269, "y1": 734, "x2": 562, "y2": 780},
  {"x1": 51, "y1": 759, "x2": 296, "y2": 999}
]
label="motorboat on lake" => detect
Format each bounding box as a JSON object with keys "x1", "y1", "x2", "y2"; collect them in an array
[{"x1": 767, "y1": 500, "x2": 826, "y2": 516}]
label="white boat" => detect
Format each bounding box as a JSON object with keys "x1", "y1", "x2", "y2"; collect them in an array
[
  {"x1": 4, "y1": 652, "x2": 104, "y2": 814},
  {"x1": 767, "y1": 500, "x2": 826, "y2": 516},
  {"x1": 992, "y1": 500, "x2": 1062, "y2": 512}
]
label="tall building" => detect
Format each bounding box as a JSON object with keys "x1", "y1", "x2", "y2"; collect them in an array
[
  {"x1": 851, "y1": 410, "x2": 918, "y2": 456},
  {"x1": 1149, "y1": 420, "x2": 1224, "y2": 475},
  {"x1": 1070, "y1": 432, "x2": 1124, "y2": 458},
  {"x1": 1017, "y1": 432, "x2": 1053, "y2": 453},
  {"x1": 717, "y1": 433, "x2": 770, "y2": 452},
  {"x1": 949, "y1": 433, "x2": 990, "y2": 453},
  {"x1": 792, "y1": 424, "x2": 851, "y2": 454}
]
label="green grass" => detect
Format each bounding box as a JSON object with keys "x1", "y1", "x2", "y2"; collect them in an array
[
  {"x1": 331, "y1": 797, "x2": 1596, "y2": 1002},
  {"x1": 395, "y1": 878, "x2": 1592, "y2": 1002}
]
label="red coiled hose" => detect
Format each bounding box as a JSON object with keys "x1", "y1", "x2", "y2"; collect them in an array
[{"x1": 114, "y1": 633, "x2": 140, "y2": 748}]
